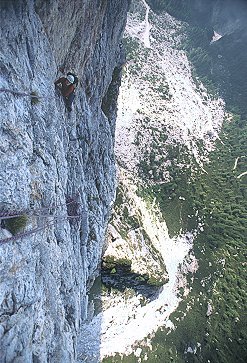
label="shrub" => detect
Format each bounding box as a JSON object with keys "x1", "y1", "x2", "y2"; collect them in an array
[
  {"x1": 4, "y1": 214, "x2": 28, "y2": 235},
  {"x1": 147, "y1": 276, "x2": 164, "y2": 287},
  {"x1": 30, "y1": 91, "x2": 40, "y2": 105}
]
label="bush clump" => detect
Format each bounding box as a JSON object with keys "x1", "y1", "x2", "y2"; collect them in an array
[
  {"x1": 30, "y1": 91, "x2": 40, "y2": 105},
  {"x1": 4, "y1": 214, "x2": 28, "y2": 235}
]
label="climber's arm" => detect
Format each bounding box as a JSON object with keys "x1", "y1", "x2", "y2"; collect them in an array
[{"x1": 54, "y1": 77, "x2": 66, "y2": 87}]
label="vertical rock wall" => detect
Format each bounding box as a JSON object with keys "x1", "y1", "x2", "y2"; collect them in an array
[{"x1": 0, "y1": 0, "x2": 130, "y2": 362}]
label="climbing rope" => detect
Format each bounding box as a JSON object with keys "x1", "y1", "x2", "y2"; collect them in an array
[
  {"x1": 0, "y1": 199, "x2": 77, "y2": 221},
  {"x1": 0, "y1": 88, "x2": 41, "y2": 99},
  {"x1": 0, "y1": 198, "x2": 81, "y2": 244}
]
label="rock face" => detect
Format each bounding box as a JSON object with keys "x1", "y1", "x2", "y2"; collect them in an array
[
  {"x1": 104, "y1": 175, "x2": 169, "y2": 287},
  {"x1": 0, "y1": 1, "x2": 130, "y2": 362}
]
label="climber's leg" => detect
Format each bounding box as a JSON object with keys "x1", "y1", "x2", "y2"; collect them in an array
[{"x1": 64, "y1": 93, "x2": 75, "y2": 112}]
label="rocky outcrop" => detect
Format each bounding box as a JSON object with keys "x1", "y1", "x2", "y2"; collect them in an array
[
  {"x1": 103, "y1": 174, "x2": 169, "y2": 288},
  {"x1": 0, "y1": 0, "x2": 130, "y2": 362}
]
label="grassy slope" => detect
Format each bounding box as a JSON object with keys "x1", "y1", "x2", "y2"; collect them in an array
[
  {"x1": 144, "y1": 115, "x2": 247, "y2": 363},
  {"x1": 103, "y1": 106, "x2": 247, "y2": 363},
  {"x1": 133, "y1": 13, "x2": 247, "y2": 361}
]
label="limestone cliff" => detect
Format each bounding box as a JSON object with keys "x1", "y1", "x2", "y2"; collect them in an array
[{"x1": 0, "y1": 1, "x2": 130, "y2": 362}]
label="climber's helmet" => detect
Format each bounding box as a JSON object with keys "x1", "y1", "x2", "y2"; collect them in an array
[{"x1": 66, "y1": 75, "x2": 74, "y2": 84}]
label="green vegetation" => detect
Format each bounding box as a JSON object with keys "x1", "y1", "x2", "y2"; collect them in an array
[
  {"x1": 115, "y1": 112, "x2": 247, "y2": 363},
  {"x1": 122, "y1": 36, "x2": 151, "y2": 76},
  {"x1": 146, "y1": 0, "x2": 194, "y2": 21},
  {"x1": 122, "y1": 37, "x2": 142, "y2": 63},
  {"x1": 113, "y1": 184, "x2": 141, "y2": 235},
  {"x1": 105, "y1": 4, "x2": 247, "y2": 362},
  {"x1": 101, "y1": 66, "x2": 121, "y2": 118},
  {"x1": 30, "y1": 91, "x2": 40, "y2": 105},
  {"x1": 4, "y1": 214, "x2": 28, "y2": 235},
  {"x1": 179, "y1": 24, "x2": 219, "y2": 98},
  {"x1": 102, "y1": 255, "x2": 133, "y2": 284},
  {"x1": 138, "y1": 144, "x2": 194, "y2": 236},
  {"x1": 143, "y1": 72, "x2": 172, "y2": 100},
  {"x1": 104, "y1": 113, "x2": 247, "y2": 363},
  {"x1": 147, "y1": 275, "x2": 166, "y2": 287},
  {"x1": 102, "y1": 255, "x2": 132, "y2": 269}
]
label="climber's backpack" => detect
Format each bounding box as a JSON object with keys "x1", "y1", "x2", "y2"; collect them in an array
[{"x1": 67, "y1": 72, "x2": 79, "y2": 87}]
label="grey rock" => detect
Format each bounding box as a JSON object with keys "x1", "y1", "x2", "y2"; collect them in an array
[{"x1": 0, "y1": 0, "x2": 130, "y2": 362}]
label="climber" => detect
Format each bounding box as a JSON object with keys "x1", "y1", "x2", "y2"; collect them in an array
[{"x1": 54, "y1": 73, "x2": 77, "y2": 112}]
